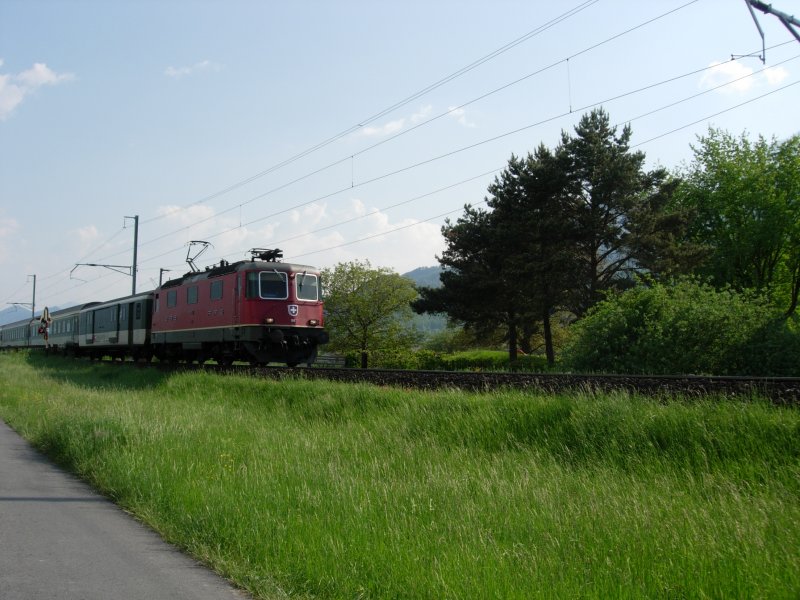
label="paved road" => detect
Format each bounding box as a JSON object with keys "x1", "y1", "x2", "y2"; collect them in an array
[{"x1": 0, "y1": 420, "x2": 249, "y2": 599}]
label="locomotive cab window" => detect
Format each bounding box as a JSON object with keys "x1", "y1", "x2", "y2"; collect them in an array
[
  {"x1": 296, "y1": 273, "x2": 319, "y2": 301},
  {"x1": 247, "y1": 271, "x2": 288, "y2": 299}
]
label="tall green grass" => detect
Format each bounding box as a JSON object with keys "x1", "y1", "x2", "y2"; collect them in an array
[{"x1": 1, "y1": 352, "x2": 798, "y2": 599}]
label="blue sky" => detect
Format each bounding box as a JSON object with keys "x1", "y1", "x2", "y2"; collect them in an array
[{"x1": 1, "y1": 0, "x2": 799, "y2": 312}]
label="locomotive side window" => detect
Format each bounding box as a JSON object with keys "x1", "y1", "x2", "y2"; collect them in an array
[
  {"x1": 296, "y1": 273, "x2": 319, "y2": 301},
  {"x1": 187, "y1": 286, "x2": 199, "y2": 305},
  {"x1": 167, "y1": 290, "x2": 177, "y2": 308},
  {"x1": 246, "y1": 273, "x2": 258, "y2": 298},
  {"x1": 210, "y1": 280, "x2": 223, "y2": 301}
]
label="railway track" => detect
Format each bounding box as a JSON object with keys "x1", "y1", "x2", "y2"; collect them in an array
[
  {"x1": 18, "y1": 351, "x2": 800, "y2": 404},
  {"x1": 209, "y1": 364, "x2": 800, "y2": 405}
]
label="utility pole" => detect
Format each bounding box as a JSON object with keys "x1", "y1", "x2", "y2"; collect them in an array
[
  {"x1": 72, "y1": 215, "x2": 139, "y2": 294},
  {"x1": 30, "y1": 274, "x2": 36, "y2": 319},
  {"x1": 7, "y1": 274, "x2": 36, "y2": 327},
  {"x1": 159, "y1": 268, "x2": 172, "y2": 286},
  {"x1": 126, "y1": 215, "x2": 139, "y2": 294}
]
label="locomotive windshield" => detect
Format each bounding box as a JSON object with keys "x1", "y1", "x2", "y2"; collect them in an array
[
  {"x1": 296, "y1": 273, "x2": 319, "y2": 301},
  {"x1": 246, "y1": 271, "x2": 288, "y2": 299}
]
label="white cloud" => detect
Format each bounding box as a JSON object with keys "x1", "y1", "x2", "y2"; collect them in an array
[
  {"x1": 362, "y1": 117, "x2": 405, "y2": 137},
  {"x1": 699, "y1": 60, "x2": 790, "y2": 94},
  {"x1": 764, "y1": 65, "x2": 789, "y2": 85},
  {"x1": 164, "y1": 60, "x2": 222, "y2": 78},
  {"x1": 447, "y1": 106, "x2": 476, "y2": 127},
  {"x1": 411, "y1": 104, "x2": 433, "y2": 123},
  {"x1": 76, "y1": 224, "x2": 99, "y2": 244},
  {"x1": 145, "y1": 199, "x2": 442, "y2": 275},
  {"x1": 17, "y1": 63, "x2": 74, "y2": 87},
  {"x1": 360, "y1": 105, "x2": 437, "y2": 137},
  {"x1": 0, "y1": 60, "x2": 74, "y2": 121},
  {"x1": 282, "y1": 200, "x2": 445, "y2": 273}
]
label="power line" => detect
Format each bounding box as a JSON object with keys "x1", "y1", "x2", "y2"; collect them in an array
[
  {"x1": 30, "y1": 70, "x2": 800, "y2": 307},
  {"x1": 17, "y1": 4, "x2": 795, "y2": 305},
  {"x1": 631, "y1": 79, "x2": 800, "y2": 147},
  {"x1": 105, "y1": 0, "x2": 708, "y2": 266},
  {"x1": 283, "y1": 80, "x2": 800, "y2": 262},
  {"x1": 141, "y1": 0, "x2": 602, "y2": 227},
  {"x1": 129, "y1": 51, "x2": 799, "y2": 274}
]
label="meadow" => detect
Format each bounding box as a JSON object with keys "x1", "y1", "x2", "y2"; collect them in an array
[{"x1": 0, "y1": 352, "x2": 798, "y2": 599}]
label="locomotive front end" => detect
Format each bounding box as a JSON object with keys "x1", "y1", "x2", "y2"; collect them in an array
[{"x1": 238, "y1": 252, "x2": 329, "y2": 366}]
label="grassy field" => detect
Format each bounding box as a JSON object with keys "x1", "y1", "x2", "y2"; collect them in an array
[{"x1": 0, "y1": 352, "x2": 798, "y2": 599}]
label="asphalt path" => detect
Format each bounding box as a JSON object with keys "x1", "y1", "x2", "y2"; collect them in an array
[{"x1": 0, "y1": 420, "x2": 249, "y2": 600}]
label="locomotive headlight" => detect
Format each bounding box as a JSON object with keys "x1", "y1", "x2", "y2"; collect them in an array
[
  {"x1": 265, "y1": 317, "x2": 275, "y2": 324},
  {"x1": 307, "y1": 319, "x2": 319, "y2": 326}
]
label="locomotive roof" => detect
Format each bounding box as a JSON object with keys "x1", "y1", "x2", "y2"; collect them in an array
[{"x1": 158, "y1": 259, "x2": 321, "y2": 290}]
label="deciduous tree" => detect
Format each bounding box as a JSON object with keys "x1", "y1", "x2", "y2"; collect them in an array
[
  {"x1": 675, "y1": 128, "x2": 800, "y2": 316},
  {"x1": 321, "y1": 260, "x2": 419, "y2": 368}
]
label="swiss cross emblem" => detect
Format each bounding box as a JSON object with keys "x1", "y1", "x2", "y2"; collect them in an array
[{"x1": 288, "y1": 305, "x2": 299, "y2": 317}]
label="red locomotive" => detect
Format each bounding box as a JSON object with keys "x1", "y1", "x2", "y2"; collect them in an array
[{"x1": 151, "y1": 249, "x2": 328, "y2": 366}]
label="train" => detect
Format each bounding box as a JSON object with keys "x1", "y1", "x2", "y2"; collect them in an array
[{"x1": 0, "y1": 249, "x2": 329, "y2": 367}]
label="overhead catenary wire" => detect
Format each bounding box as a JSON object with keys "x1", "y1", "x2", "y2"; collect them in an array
[
  {"x1": 18, "y1": 4, "x2": 797, "y2": 306},
  {"x1": 283, "y1": 79, "x2": 800, "y2": 263},
  {"x1": 31, "y1": 68, "x2": 800, "y2": 307},
  {"x1": 69, "y1": 46, "x2": 795, "y2": 290},
  {"x1": 95, "y1": 0, "x2": 712, "y2": 267},
  {"x1": 131, "y1": 50, "x2": 800, "y2": 272},
  {"x1": 141, "y1": 0, "x2": 603, "y2": 226},
  {"x1": 144, "y1": 59, "x2": 800, "y2": 277}
]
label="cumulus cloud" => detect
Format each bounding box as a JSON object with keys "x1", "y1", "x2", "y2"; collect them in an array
[
  {"x1": 699, "y1": 60, "x2": 790, "y2": 94},
  {"x1": 362, "y1": 117, "x2": 405, "y2": 137},
  {"x1": 143, "y1": 197, "x2": 442, "y2": 276},
  {"x1": 411, "y1": 104, "x2": 433, "y2": 123},
  {"x1": 447, "y1": 106, "x2": 476, "y2": 127},
  {"x1": 0, "y1": 60, "x2": 74, "y2": 121},
  {"x1": 282, "y1": 200, "x2": 445, "y2": 273},
  {"x1": 361, "y1": 105, "x2": 436, "y2": 137},
  {"x1": 164, "y1": 60, "x2": 222, "y2": 78},
  {"x1": 764, "y1": 65, "x2": 789, "y2": 85}
]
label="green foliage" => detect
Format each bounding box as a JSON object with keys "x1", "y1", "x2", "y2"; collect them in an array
[
  {"x1": 561, "y1": 108, "x2": 683, "y2": 317},
  {"x1": 321, "y1": 259, "x2": 420, "y2": 368},
  {"x1": 564, "y1": 278, "x2": 800, "y2": 375},
  {"x1": 675, "y1": 129, "x2": 800, "y2": 315},
  {"x1": 1, "y1": 353, "x2": 799, "y2": 599},
  {"x1": 417, "y1": 108, "x2": 690, "y2": 365}
]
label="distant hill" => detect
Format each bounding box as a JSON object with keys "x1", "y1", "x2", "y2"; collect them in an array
[
  {"x1": 0, "y1": 306, "x2": 36, "y2": 326},
  {"x1": 402, "y1": 266, "x2": 447, "y2": 334},
  {"x1": 0, "y1": 305, "x2": 63, "y2": 326},
  {"x1": 402, "y1": 266, "x2": 443, "y2": 288}
]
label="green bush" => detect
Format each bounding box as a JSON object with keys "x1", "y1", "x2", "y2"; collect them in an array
[{"x1": 563, "y1": 279, "x2": 800, "y2": 376}]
